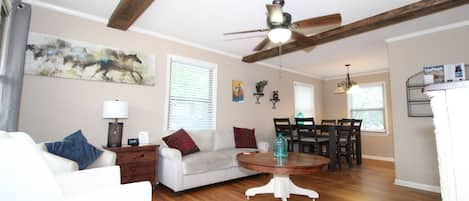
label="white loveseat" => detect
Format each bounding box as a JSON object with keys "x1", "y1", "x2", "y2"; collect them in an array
[
  {"x1": 0, "y1": 131, "x2": 151, "y2": 201},
  {"x1": 158, "y1": 129, "x2": 269, "y2": 192}
]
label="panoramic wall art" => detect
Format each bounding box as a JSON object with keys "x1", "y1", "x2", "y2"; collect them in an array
[
  {"x1": 25, "y1": 32, "x2": 155, "y2": 85},
  {"x1": 232, "y1": 80, "x2": 245, "y2": 103}
]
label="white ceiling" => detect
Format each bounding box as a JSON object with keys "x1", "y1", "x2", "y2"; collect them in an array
[{"x1": 25, "y1": 0, "x2": 469, "y2": 78}]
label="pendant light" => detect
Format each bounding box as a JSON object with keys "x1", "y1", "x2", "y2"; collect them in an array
[{"x1": 334, "y1": 64, "x2": 359, "y2": 94}]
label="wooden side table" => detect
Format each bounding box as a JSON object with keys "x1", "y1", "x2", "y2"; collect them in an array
[{"x1": 104, "y1": 144, "x2": 159, "y2": 189}]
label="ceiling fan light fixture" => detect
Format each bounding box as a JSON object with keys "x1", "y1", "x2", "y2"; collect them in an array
[
  {"x1": 268, "y1": 27, "x2": 291, "y2": 43},
  {"x1": 269, "y1": 11, "x2": 285, "y2": 24}
]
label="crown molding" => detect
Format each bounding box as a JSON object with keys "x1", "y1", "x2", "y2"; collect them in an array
[
  {"x1": 386, "y1": 19, "x2": 469, "y2": 43},
  {"x1": 23, "y1": 0, "x2": 320, "y2": 80},
  {"x1": 323, "y1": 68, "x2": 389, "y2": 81}
]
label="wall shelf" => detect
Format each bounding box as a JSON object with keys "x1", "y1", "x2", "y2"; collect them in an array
[{"x1": 406, "y1": 71, "x2": 432, "y2": 117}]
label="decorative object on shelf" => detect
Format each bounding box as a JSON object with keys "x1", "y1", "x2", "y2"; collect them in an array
[
  {"x1": 444, "y1": 63, "x2": 466, "y2": 82},
  {"x1": 232, "y1": 80, "x2": 245, "y2": 103},
  {"x1": 270, "y1": 90, "x2": 280, "y2": 109},
  {"x1": 253, "y1": 80, "x2": 268, "y2": 104},
  {"x1": 423, "y1": 65, "x2": 445, "y2": 85},
  {"x1": 25, "y1": 32, "x2": 156, "y2": 86},
  {"x1": 103, "y1": 100, "x2": 128, "y2": 147},
  {"x1": 255, "y1": 80, "x2": 268, "y2": 93},
  {"x1": 334, "y1": 64, "x2": 359, "y2": 94},
  {"x1": 273, "y1": 133, "x2": 288, "y2": 158},
  {"x1": 406, "y1": 71, "x2": 432, "y2": 117},
  {"x1": 127, "y1": 138, "x2": 139, "y2": 146}
]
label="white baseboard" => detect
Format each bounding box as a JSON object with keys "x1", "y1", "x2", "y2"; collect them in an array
[
  {"x1": 362, "y1": 154, "x2": 395, "y2": 162},
  {"x1": 395, "y1": 179, "x2": 441, "y2": 193}
]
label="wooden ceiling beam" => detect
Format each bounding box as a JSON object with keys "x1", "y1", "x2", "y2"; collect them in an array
[
  {"x1": 107, "y1": 0, "x2": 154, "y2": 30},
  {"x1": 242, "y1": 0, "x2": 469, "y2": 63}
]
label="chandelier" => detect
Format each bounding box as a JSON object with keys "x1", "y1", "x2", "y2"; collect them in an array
[{"x1": 334, "y1": 64, "x2": 359, "y2": 94}]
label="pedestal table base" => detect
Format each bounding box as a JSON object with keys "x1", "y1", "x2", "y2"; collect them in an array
[{"x1": 246, "y1": 174, "x2": 319, "y2": 201}]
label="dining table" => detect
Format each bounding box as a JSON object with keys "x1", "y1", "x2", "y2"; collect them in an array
[{"x1": 290, "y1": 124, "x2": 362, "y2": 170}]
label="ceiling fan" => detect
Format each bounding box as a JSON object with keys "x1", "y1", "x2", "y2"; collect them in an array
[{"x1": 224, "y1": 0, "x2": 342, "y2": 52}]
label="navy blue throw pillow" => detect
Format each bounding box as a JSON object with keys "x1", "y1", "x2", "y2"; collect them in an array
[{"x1": 46, "y1": 130, "x2": 103, "y2": 170}]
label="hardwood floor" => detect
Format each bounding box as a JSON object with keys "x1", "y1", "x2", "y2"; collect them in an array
[{"x1": 152, "y1": 159, "x2": 441, "y2": 201}]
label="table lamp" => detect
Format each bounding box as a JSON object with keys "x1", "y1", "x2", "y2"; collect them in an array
[{"x1": 103, "y1": 100, "x2": 128, "y2": 147}]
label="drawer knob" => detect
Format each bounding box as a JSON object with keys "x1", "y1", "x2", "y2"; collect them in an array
[{"x1": 140, "y1": 154, "x2": 145, "y2": 158}]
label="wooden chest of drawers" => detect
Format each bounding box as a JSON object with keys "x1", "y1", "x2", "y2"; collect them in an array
[{"x1": 105, "y1": 144, "x2": 159, "y2": 189}]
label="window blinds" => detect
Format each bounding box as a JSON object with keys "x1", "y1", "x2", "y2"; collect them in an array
[
  {"x1": 167, "y1": 57, "x2": 217, "y2": 130},
  {"x1": 294, "y1": 82, "x2": 315, "y2": 117},
  {"x1": 348, "y1": 83, "x2": 386, "y2": 132}
]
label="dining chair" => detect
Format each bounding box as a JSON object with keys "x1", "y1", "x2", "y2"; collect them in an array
[
  {"x1": 320, "y1": 119, "x2": 337, "y2": 135},
  {"x1": 321, "y1": 119, "x2": 337, "y2": 125},
  {"x1": 295, "y1": 117, "x2": 329, "y2": 156},
  {"x1": 336, "y1": 119, "x2": 354, "y2": 169},
  {"x1": 273, "y1": 118, "x2": 297, "y2": 152},
  {"x1": 351, "y1": 119, "x2": 362, "y2": 161}
]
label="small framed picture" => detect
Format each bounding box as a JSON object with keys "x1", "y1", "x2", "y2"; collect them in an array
[
  {"x1": 423, "y1": 65, "x2": 445, "y2": 85},
  {"x1": 444, "y1": 63, "x2": 466, "y2": 82}
]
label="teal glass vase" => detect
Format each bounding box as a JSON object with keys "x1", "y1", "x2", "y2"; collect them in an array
[
  {"x1": 296, "y1": 112, "x2": 304, "y2": 125},
  {"x1": 274, "y1": 133, "x2": 288, "y2": 158}
]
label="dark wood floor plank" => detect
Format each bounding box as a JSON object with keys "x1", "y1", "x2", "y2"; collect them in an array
[{"x1": 152, "y1": 160, "x2": 441, "y2": 201}]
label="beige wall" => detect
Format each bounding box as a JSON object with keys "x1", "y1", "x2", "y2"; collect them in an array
[
  {"x1": 322, "y1": 72, "x2": 394, "y2": 158},
  {"x1": 18, "y1": 6, "x2": 323, "y2": 146},
  {"x1": 388, "y1": 25, "x2": 469, "y2": 187}
]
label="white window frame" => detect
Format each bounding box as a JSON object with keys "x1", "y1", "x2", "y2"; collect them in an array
[
  {"x1": 347, "y1": 81, "x2": 388, "y2": 135},
  {"x1": 164, "y1": 55, "x2": 218, "y2": 131},
  {"x1": 293, "y1": 81, "x2": 315, "y2": 118}
]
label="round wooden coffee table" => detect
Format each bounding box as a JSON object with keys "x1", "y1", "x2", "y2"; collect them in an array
[{"x1": 237, "y1": 152, "x2": 329, "y2": 201}]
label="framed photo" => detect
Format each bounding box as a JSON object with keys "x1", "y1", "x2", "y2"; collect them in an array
[{"x1": 232, "y1": 80, "x2": 245, "y2": 103}]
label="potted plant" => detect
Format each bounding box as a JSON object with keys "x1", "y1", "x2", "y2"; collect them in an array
[{"x1": 255, "y1": 80, "x2": 268, "y2": 94}]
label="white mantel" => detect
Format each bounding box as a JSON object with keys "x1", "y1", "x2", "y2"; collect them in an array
[{"x1": 425, "y1": 81, "x2": 469, "y2": 201}]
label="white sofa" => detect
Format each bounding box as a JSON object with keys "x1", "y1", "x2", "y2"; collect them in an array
[
  {"x1": 158, "y1": 129, "x2": 269, "y2": 192},
  {"x1": 0, "y1": 131, "x2": 151, "y2": 201}
]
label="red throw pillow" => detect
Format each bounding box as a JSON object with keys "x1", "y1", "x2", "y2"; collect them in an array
[
  {"x1": 163, "y1": 129, "x2": 200, "y2": 156},
  {"x1": 234, "y1": 127, "x2": 257, "y2": 149}
]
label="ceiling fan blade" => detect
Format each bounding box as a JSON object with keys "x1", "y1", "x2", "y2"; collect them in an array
[
  {"x1": 291, "y1": 31, "x2": 315, "y2": 46},
  {"x1": 266, "y1": 4, "x2": 283, "y2": 23},
  {"x1": 224, "y1": 28, "x2": 269, "y2": 36},
  {"x1": 292, "y1": 13, "x2": 342, "y2": 29},
  {"x1": 253, "y1": 37, "x2": 270, "y2": 51}
]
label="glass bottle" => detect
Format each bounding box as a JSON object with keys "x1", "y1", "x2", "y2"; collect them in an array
[
  {"x1": 296, "y1": 112, "x2": 304, "y2": 125},
  {"x1": 274, "y1": 133, "x2": 288, "y2": 158}
]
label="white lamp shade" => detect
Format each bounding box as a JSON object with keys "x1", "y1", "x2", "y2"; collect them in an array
[
  {"x1": 103, "y1": 100, "x2": 128, "y2": 119},
  {"x1": 268, "y1": 28, "x2": 291, "y2": 44}
]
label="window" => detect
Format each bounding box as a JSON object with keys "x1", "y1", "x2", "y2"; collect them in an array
[
  {"x1": 167, "y1": 56, "x2": 217, "y2": 130},
  {"x1": 348, "y1": 82, "x2": 386, "y2": 133},
  {"x1": 293, "y1": 82, "x2": 315, "y2": 117}
]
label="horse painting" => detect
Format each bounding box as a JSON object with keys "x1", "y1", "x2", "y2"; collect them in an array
[{"x1": 25, "y1": 32, "x2": 155, "y2": 86}]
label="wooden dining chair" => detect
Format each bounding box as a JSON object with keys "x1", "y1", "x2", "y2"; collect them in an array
[
  {"x1": 351, "y1": 119, "x2": 362, "y2": 161},
  {"x1": 336, "y1": 119, "x2": 354, "y2": 169},
  {"x1": 320, "y1": 119, "x2": 336, "y2": 135},
  {"x1": 273, "y1": 118, "x2": 297, "y2": 152},
  {"x1": 321, "y1": 119, "x2": 337, "y2": 125},
  {"x1": 295, "y1": 117, "x2": 329, "y2": 156}
]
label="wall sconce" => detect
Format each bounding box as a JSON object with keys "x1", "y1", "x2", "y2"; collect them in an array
[
  {"x1": 253, "y1": 92, "x2": 264, "y2": 104},
  {"x1": 270, "y1": 90, "x2": 280, "y2": 109}
]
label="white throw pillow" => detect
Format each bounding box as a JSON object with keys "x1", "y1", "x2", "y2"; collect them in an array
[{"x1": 213, "y1": 129, "x2": 235, "y2": 151}]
